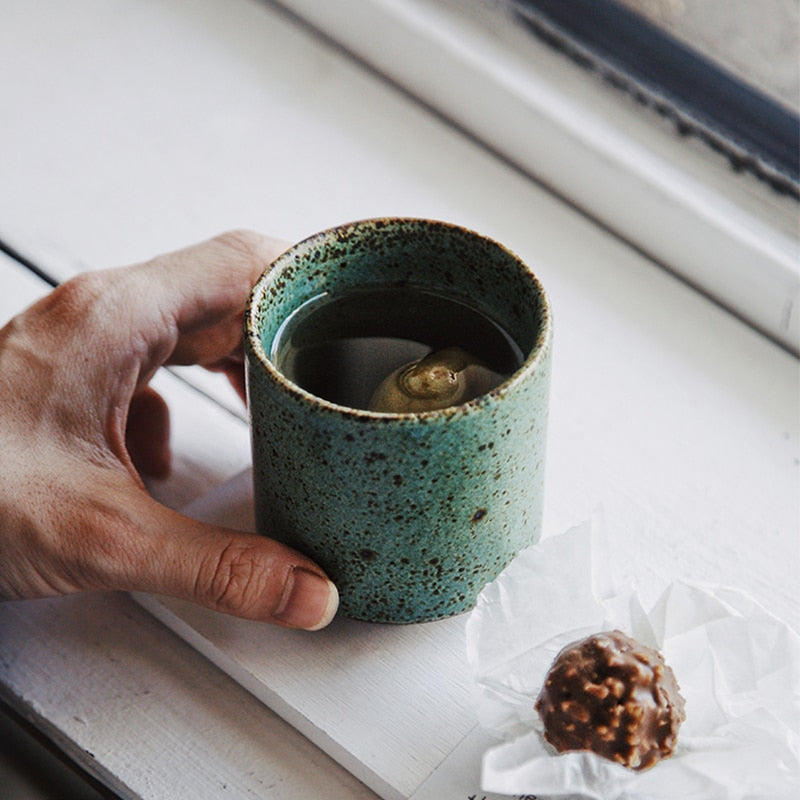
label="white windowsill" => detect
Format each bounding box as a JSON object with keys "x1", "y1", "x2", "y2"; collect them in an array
[{"x1": 271, "y1": 0, "x2": 800, "y2": 353}]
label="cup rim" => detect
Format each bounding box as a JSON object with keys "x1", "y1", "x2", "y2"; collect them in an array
[{"x1": 245, "y1": 217, "x2": 552, "y2": 420}]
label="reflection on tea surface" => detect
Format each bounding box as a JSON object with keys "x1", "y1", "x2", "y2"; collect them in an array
[{"x1": 271, "y1": 286, "x2": 524, "y2": 412}]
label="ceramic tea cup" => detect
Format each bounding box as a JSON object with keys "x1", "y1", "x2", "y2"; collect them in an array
[{"x1": 244, "y1": 218, "x2": 552, "y2": 623}]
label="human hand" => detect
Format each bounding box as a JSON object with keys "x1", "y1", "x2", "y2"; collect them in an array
[{"x1": 0, "y1": 231, "x2": 338, "y2": 629}]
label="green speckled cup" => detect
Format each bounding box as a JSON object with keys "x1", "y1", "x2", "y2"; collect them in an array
[{"x1": 244, "y1": 218, "x2": 551, "y2": 623}]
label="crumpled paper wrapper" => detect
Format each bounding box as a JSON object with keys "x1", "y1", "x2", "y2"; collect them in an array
[{"x1": 465, "y1": 517, "x2": 800, "y2": 799}]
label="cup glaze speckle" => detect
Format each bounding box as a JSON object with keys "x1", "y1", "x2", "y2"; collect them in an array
[{"x1": 245, "y1": 218, "x2": 552, "y2": 623}]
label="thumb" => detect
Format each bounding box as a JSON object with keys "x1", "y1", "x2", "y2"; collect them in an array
[{"x1": 122, "y1": 494, "x2": 339, "y2": 630}]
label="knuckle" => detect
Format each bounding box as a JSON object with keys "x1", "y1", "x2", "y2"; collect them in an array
[
  {"x1": 39, "y1": 271, "x2": 118, "y2": 341},
  {"x1": 55, "y1": 271, "x2": 108, "y2": 310},
  {"x1": 5, "y1": 272, "x2": 109, "y2": 345},
  {"x1": 213, "y1": 229, "x2": 269, "y2": 261},
  {"x1": 211, "y1": 229, "x2": 288, "y2": 275},
  {"x1": 201, "y1": 541, "x2": 270, "y2": 617}
]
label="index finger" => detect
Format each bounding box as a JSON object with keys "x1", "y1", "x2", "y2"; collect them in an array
[{"x1": 140, "y1": 230, "x2": 289, "y2": 369}]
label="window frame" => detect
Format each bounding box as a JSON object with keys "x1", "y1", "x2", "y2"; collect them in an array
[{"x1": 268, "y1": 0, "x2": 800, "y2": 354}]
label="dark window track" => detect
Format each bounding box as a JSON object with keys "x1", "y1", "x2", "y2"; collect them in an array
[
  {"x1": 0, "y1": 237, "x2": 59, "y2": 287},
  {"x1": 508, "y1": 0, "x2": 800, "y2": 198}
]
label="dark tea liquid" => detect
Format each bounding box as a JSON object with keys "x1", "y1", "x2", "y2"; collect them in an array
[{"x1": 270, "y1": 286, "x2": 524, "y2": 411}]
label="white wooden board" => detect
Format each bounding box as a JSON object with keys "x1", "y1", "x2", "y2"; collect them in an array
[{"x1": 134, "y1": 469, "x2": 510, "y2": 800}]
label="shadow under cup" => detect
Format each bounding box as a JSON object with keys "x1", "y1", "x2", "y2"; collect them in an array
[{"x1": 245, "y1": 219, "x2": 552, "y2": 623}]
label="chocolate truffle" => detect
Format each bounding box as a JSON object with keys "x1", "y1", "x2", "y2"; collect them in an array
[{"x1": 535, "y1": 630, "x2": 685, "y2": 770}]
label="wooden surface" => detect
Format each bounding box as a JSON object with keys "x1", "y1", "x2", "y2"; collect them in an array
[{"x1": 1, "y1": 0, "x2": 798, "y2": 797}]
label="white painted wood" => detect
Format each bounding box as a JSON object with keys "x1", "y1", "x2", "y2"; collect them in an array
[
  {"x1": 0, "y1": 593, "x2": 378, "y2": 800},
  {"x1": 408, "y1": 726, "x2": 507, "y2": 800},
  {"x1": 1, "y1": 0, "x2": 496, "y2": 269},
  {"x1": 0, "y1": 253, "x2": 52, "y2": 318}
]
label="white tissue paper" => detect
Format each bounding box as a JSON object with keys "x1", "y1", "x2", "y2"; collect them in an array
[{"x1": 465, "y1": 517, "x2": 800, "y2": 800}]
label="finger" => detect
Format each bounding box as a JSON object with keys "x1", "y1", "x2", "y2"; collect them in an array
[
  {"x1": 20, "y1": 229, "x2": 288, "y2": 385},
  {"x1": 114, "y1": 490, "x2": 339, "y2": 629},
  {"x1": 204, "y1": 354, "x2": 247, "y2": 403},
  {"x1": 141, "y1": 229, "x2": 290, "y2": 369},
  {"x1": 225, "y1": 366, "x2": 247, "y2": 404},
  {"x1": 126, "y1": 386, "x2": 171, "y2": 479}
]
